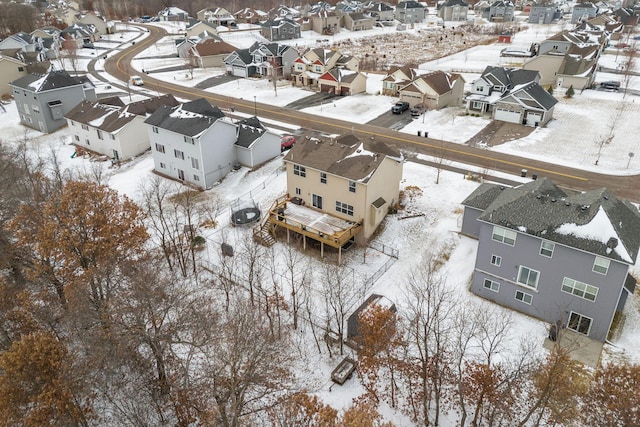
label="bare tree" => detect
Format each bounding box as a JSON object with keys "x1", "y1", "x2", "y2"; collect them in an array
[{"x1": 277, "y1": 244, "x2": 312, "y2": 330}]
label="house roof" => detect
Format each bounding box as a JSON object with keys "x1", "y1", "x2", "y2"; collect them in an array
[
  {"x1": 371, "y1": 2, "x2": 394, "y2": 12},
  {"x1": 320, "y1": 68, "x2": 362, "y2": 83},
  {"x1": 261, "y1": 17, "x2": 300, "y2": 28},
  {"x1": 502, "y1": 81, "x2": 558, "y2": 110},
  {"x1": 283, "y1": 134, "x2": 400, "y2": 183},
  {"x1": 397, "y1": 1, "x2": 425, "y2": 9},
  {"x1": 472, "y1": 178, "x2": 640, "y2": 264},
  {"x1": 193, "y1": 38, "x2": 236, "y2": 57},
  {"x1": 235, "y1": 116, "x2": 267, "y2": 148},
  {"x1": 439, "y1": 0, "x2": 469, "y2": 8},
  {"x1": 10, "y1": 70, "x2": 85, "y2": 92},
  {"x1": 415, "y1": 70, "x2": 464, "y2": 95},
  {"x1": 144, "y1": 98, "x2": 226, "y2": 137},
  {"x1": 480, "y1": 66, "x2": 539, "y2": 88},
  {"x1": 557, "y1": 54, "x2": 596, "y2": 77}
]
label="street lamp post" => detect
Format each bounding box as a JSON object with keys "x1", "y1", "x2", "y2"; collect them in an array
[{"x1": 254, "y1": 96, "x2": 257, "y2": 116}]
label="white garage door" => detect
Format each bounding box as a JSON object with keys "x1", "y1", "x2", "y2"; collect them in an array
[
  {"x1": 232, "y1": 66, "x2": 246, "y2": 77},
  {"x1": 526, "y1": 112, "x2": 542, "y2": 126},
  {"x1": 494, "y1": 108, "x2": 521, "y2": 124}
]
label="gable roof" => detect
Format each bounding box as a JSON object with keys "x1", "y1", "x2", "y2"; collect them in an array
[
  {"x1": 319, "y1": 68, "x2": 362, "y2": 83},
  {"x1": 9, "y1": 70, "x2": 85, "y2": 92},
  {"x1": 193, "y1": 38, "x2": 236, "y2": 57},
  {"x1": 439, "y1": 0, "x2": 469, "y2": 8},
  {"x1": 416, "y1": 70, "x2": 464, "y2": 95},
  {"x1": 283, "y1": 134, "x2": 401, "y2": 182},
  {"x1": 235, "y1": 116, "x2": 267, "y2": 148},
  {"x1": 144, "y1": 98, "x2": 226, "y2": 137},
  {"x1": 499, "y1": 81, "x2": 558, "y2": 110},
  {"x1": 397, "y1": 1, "x2": 425, "y2": 9},
  {"x1": 480, "y1": 66, "x2": 539, "y2": 88},
  {"x1": 471, "y1": 178, "x2": 640, "y2": 264}
]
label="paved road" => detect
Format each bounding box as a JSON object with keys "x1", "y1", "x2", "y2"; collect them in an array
[
  {"x1": 367, "y1": 109, "x2": 414, "y2": 130},
  {"x1": 104, "y1": 24, "x2": 640, "y2": 203}
]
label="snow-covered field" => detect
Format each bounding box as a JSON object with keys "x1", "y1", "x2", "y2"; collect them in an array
[{"x1": 6, "y1": 17, "x2": 640, "y2": 425}]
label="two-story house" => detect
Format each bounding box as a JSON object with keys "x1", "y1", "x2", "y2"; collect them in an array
[
  {"x1": 492, "y1": 81, "x2": 558, "y2": 126},
  {"x1": 369, "y1": 2, "x2": 395, "y2": 24},
  {"x1": 460, "y1": 178, "x2": 640, "y2": 343},
  {"x1": 292, "y1": 48, "x2": 359, "y2": 88},
  {"x1": 343, "y1": 13, "x2": 375, "y2": 31},
  {"x1": 260, "y1": 18, "x2": 301, "y2": 41},
  {"x1": 528, "y1": 3, "x2": 562, "y2": 24},
  {"x1": 481, "y1": 0, "x2": 515, "y2": 22},
  {"x1": 158, "y1": 6, "x2": 189, "y2": 22},
  {"x1": 318, "y1": 68, "x2": 368, "y2": 95},
  {"x1": 398, "y1": 70, "x2": 465, "y2": 110},
  {"x1": 145, "y1": 98, "x2": 238, "y2": 189},
  {"x1": 10, "y1": 70, "x2": 96, "y2": 133},
  {"x1": 224, "y1": 42, "x2": 298, "y2": 78},
  {"x1": 188, "y1": 38, "x2": 237, "y2": 68},
  {"x1": 255, "y1": 134, "x2": 402, "y2": 260},
  {"x1": 395, "y1": 1, "x2": 426, "y2": 24},
  {"x1": 310, "y1": 10, "x2": 341, "y2": 35},
  {"x1": 234, "y1": 7, "x2": 268, "y2": 24},
  {"x1": 65, "y1": 95, "x2": 179, "y2": 161},
  {"x1": 536, "y1": 30, "x2": 603, "y2": 57},
  {"x1": 437, "y1": 0, "x2": 470, "y2": 22},
  {"x1": 0, "y1": 55, "x2": 27, "y2": 97},
  {"x1": 523, "y1": 43, "x2": 599, "y2": 89},
  {"x1": 571, "y1": 2, "x2": 598, "y2": 24},
  {"x1": 381, "y1": 66, "x2": 418, "y2": 96},
  {"x1": 196, "y1": 7, "x2": 235, "y2": 27},
  {"x1": 466, "y1": 66, "x2": 540, "y2": 114}
]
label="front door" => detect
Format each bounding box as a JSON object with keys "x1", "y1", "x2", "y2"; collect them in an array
[
  {"x1": 178, "y1": 169, "x2": 185, "y2": 181},
  {"x1": 112, "y1": 149, "x2": 120, "y2": 161}
]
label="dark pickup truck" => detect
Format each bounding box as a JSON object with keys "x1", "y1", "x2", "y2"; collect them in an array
[{"x1": 391, "y1": 101, "x2": 410, "y2": 114}]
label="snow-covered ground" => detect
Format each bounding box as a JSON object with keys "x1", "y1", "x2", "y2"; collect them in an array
[{"x1": 6, "y1": 17, "x2": 640, "y2": 425}]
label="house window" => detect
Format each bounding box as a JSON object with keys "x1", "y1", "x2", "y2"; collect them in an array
[
  {"x1": 32, "y1": 104, "x2": 39, "y2": 113},
  {"x1": 97, "y1": 130, "x2": 103, "y2": 140},
  {"x1": 110, "y1": 134, "x2": 116, "y2": 140},
  {"x1": 320, "y1": 172, "x2": 327, "y2": 184},
  {"x1": 184, "y1": 135, "x2": 195, "y2": 145},
  {"x1": 194, "y1": 174, "x2": 200, "y2": 181},
  {"x1": 191, "y1": 158, "x2": 199, "y2": 170},
  {"x1": 540, "y1": 241, "x2": 554, "y2": 257},
  {"x1": 490, "y1": 254, "x2": 501, "y2": 267},
  {"x1": 81, "y1": 124, "x2": 89, "y2": 130},
  {"x1": 492, "y1": 226, "x2": 516, "y2": 246},
  {"x1": 74, "y1": 135, "x2": 79, "y2": 141},
  {"x1": 483, "y1": 279, "x2": 500, "y2": 292},
  {"x1": 178, "y1": 169, "x2": 185, "y2": 180},
  {"x1": 336, "y1": 201, "x2": 354, "y2": 216},
  {"x1": 155, "y1": 143, "x2": 165, "y2": 153},
  {"x1": 517, "y1": 266, "x2": 539, "y2": 289},
  {"x1": 160, "y1": 162, "x2": 166, "y2": 169},
  {"x1": 71, "y1": 121, "x2": 76, "y2": 126},
  {"x1": 293, "y1": 164, "x2": 306, "y2": 177},
  {"x1": 85, "y1": 139, "x2": 90, "y2": 146},
  {"x1": 315, "y1": 65, "x2": 322, "y2": 72},
  {"x1": 312, "y1": 194, "x2": 323, "y2": 209},
  {"x1": 295, "y1": 187, "x2": 301, "y2": 195},
  {"x1": 562, "y1": 277, "x2": 598, "y2": 302},
  {"x1": 152, "y1": 126, "x2": 159, "y2": 134},
  {"x1": 593, "y1": 256, "x2": 610, "y2": 275},
  {"x1": 567, "y1": 312, "x2": 592, "y2": 335},
  {"x1": 348, "y1": 181, "x2": 356, "y2": 193},
  {"x1": 515, "y1": 290, "x2": 533, "y2": 305},
  {"x1": 174, "y1": 149, "x2": 185, "y2": 160}
]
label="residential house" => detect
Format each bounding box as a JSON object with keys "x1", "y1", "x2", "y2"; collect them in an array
[
  {"x1": 188, "y1": 38, "x2": 237, "y2": 68},
  {"x1": 260, "y1": 18, "x2": 301, "y2": 41},
  {"x1": 0, "y1": 32, "x2": 34, "y2": 51},
  {"x1": 536, "y1": 30, "x2": 604, "y2": 56},
  {"x1": 260, "y1": 134, "x2": 402, "y2": 255},
  {"x1": 395, "y1": 1, "x2": 426, "y2": 24},
  {"x1": 493, "y1": 81, "x2": 558, "y2": 126},
  {"x1": 77, "y1": 12, "x2": 111, "y2": 35},
  {"x1": 145, "y1": 98, "x2": 237, "y2": 189},
  {"x1": 307, "y1": 1, "x2": 334, "y2": 15},
  {"x1": 310, "y1": 10, "x2": 341, "y2": 35},
  {"x1": 0, "y1": 55, "x2": 27, "y2": 97},
  {"x1": 292, "y1": 48, "x2": 360, "y2": 88},
  {"x1": 335, "y1": 1, "x2": 364, "y2": 15},
  {"x1": 234, "y1": 116, "x2": 281, "y2": 168},
  {"x1": 30, "y1": 26, "x2": 62, "y2": 59},
  {"x1": 234, "y1": 7, "x2": 268, "y2": 24},
  {"x1": 466, "y1": 66, "x2": 540, "y2": 114},
  {"x1": 223, "y1": 48, "x2": 255, "y2": 77},
  {"x1": 369, "y1": 2, "x2": 395, "y2": 24},
  {"x1": 437, "y1": 0, "x2": 470, "y2": 22},
  {"x1": 481, "y1": 0, "x2": 516, "y2": 22},
  {"x1": 528, "y1": 3, "x2": 562, "y2": 24},
  {"x1": 53, "y1": 7, "x2": 78, "y2": 27},
  {"x1": 60, "y1": 22, "x2": 99, "y2": 47},
  {"x1": 65, "y1": 95, "x2": 179, "y2": 161},
  {"x1": 9, "y1": 70, "x2": 96, "y2": 133},
  {"x1": 398, "y1": 70, "x2": 465, "y2": 110},
  {"x1": 571, "y1": 2, "x2": 598, "y2": 24},
  {"x1": 460, "y1": 178, "x2": 640, "y2": 343},
  {"x1": 196, "y1": 7, "x2": 235, "y2": 27},
  {"x1": 614, "y1": 7, "x2": 639, "y2": 26},
  {"x1": 269, "y1": 5, "x2": 302, "y2": 20},
  {"x1": 224, "y1": 42, "x2": 297, "y2": 78},
  {"x1": 343, "y1": 13, "x2": 375, "y2": 31},
  {"x1": 318, "y1": 68, "x2": 367, "y2": 95},
  {"x1": 381, "y1": 66, "x2": 418, "y2": 96},
  {"x1": 158, "y1": 6, "x2": 189, "y2": 22},
  {"x1": 523, "y1": 44, "x2": 599, "y2": 89},
  {"x1": 185, "y1": 20, "x2": 218, "y2": 38}
]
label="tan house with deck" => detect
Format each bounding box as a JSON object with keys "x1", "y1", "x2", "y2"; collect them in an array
[{"x1": 254, "y1": 134, "x2": 403, "y2": 260}]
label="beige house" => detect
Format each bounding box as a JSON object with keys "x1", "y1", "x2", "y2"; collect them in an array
[
  {"x1": 0, "y1": 55, "x2": 27, "y2": 96},
  {"x1": 190, "y1": 38, "x2": 236, "y2": 68},
  {"x1": 523, "y1": 44, "x2": 598, "y2": 89},
  {"x1": 343, "y1": 13, "x2": 375, "y2": 31},
  {"x1": 196, "y1": 7, "x2": 235, "y2": 26},
  {"x1": 310, "y1": 11, "x2": 341, "y2": 34},
  {"x1": 399, "y1": 70, "x2": 465, "y2": 110},
  {"x1": 318, "y1": 69, "x2": 367, "y2": 95},
  {"x1": 254, "y1": 134, "x2": 403, "y2": 259},
  {"x1": 292, "y1": 48, "x2": 359, "y2": 88},
  {"x1": 185, "y1": 21, "x2": 218, "y2": 38},
  {"x1": 78, "y1": 12, "x2": 111, "y2": 35},
  {"x1": 381, "y1": 66, "x2": 417, "y2": 96}
]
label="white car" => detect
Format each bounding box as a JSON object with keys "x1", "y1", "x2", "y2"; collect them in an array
[{"x1": 129, "y1": 76, "x2": 144, "y2": 86}]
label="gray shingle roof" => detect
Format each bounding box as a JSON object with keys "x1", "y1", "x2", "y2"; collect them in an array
[
  {"x1": 144, "y1": 98, "x2": 225, "y2": 137},
  {"x1": 9, "y1": 70, "x2": 84, "y2": 91},
  {"x1": 283, "y1": 134, "x2": 400, "y2": 182},
  {"x1": 235, "y1": 116, "x2": 266, "y2": 148},
  {"x1": 472, "y1": 178, "x2": 640, "y2": 264}
]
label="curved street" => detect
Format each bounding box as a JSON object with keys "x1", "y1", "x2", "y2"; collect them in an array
[{"x1": 105, "y1": 24, "x2": 640, "y2": 202}]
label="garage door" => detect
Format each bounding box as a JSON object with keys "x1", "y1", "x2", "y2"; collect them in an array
[
  {"x1": 320, "y1": 84, "x2": 335, "y2": 94},
  {"x1": 494, "y1": 108, "x2": 521, "y2": 124},
  {"x1": 340, "y1": 87, "x2": 350, "y2": 96},
  {"x1": 526, "y1": 112, "x2": 542, "y2": 126},
  {"x1": 232, "y1": 66, "x2": 246, "y2": 77},
  {"x1": 401, "y1": 93, "x2": 422, "y2": 105}
]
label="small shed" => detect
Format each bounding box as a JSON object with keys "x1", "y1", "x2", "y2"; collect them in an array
[
  {"x1": 347, "y1": 294, "x2": 397, "y2": 340},
  {"x1": 498, "y1": 34, "x2": 512, "y2": 43},
  {"x1": 331, "y1": 357, "x2": 356, "y2": 385}
]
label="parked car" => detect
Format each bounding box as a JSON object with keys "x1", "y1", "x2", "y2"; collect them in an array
[
  {"x1": 410, "y1": 104, "x2": 426, "y2": 117},
  {"x1": 281, "y1": 135, "x2": 296, "y2": 151},
  {"x1": 391, "y1": 101, "x2": 409, "y2": 114},
  {"x1": 600, "y1": 81, "x2": 620, "y2": 91},
  {"x1": 83, "y1": 42, "x2": 95, "y2": 49},
  {"x1": 129, "y1": 76, "x2": 144, "y2": 86}
]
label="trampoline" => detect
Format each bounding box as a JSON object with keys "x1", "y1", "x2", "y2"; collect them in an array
[{"x1": 230, "y1": 197, "x2": 261, "y2": 226}]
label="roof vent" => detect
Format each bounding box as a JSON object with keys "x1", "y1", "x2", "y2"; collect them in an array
[
  {"x1": 603, "y1": 195, "x2": 609, "y2": 200},
  {"x1": 564, "y1": 202, "x2": 570, "y2": 206},
  {"x1": 357, "y1": 149, "x2": 362, "y2": 153},
  {"x1": 607, "y1": 237, "x2": 618, "y2": 249},
  {"x1": 536, "y1": 195, "x2": 541, "y2": 199},
  {"x1": 551, "y1": 198, "x2": 557, "y2": 202},
  {"x1": 581, "y1": 205, "x2": 589, "y2": 211}
]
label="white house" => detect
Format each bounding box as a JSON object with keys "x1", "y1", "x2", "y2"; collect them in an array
[{"x1": 234, "y1": 116, "x2": 281, "y2": 168}]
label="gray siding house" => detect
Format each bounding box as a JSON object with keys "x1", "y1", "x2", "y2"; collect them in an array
[
  {"x1": 145, "y1": 98, "x2": 238, "y2": 189},
  {"x1": 481, "y1": 0, "x2": 515, "y2": 22},
  {"x1": 260, "y1": 18, "x2": 301, "y2": 41},
  {"x1": 461, "y1": 178, "x2": 640, "y2": 343},
  {"x1": 10, "y1": 70, "x2": 96, "y2": 133},
  {"x1": 395, "y1": 1, "x2": 426, "y2": 24},
  {"x1": 571, "y1": 2, "x2": 598, "y2": 24},
  {"x1": 437, "y1": 0, "x2": 470, "y2": 22},
  {"x1": 234, "y1": 117, "x2": 281, "y2": 168},
  {"x1": 528, "y1": 3, "x2": 562, "y2": 24}
]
